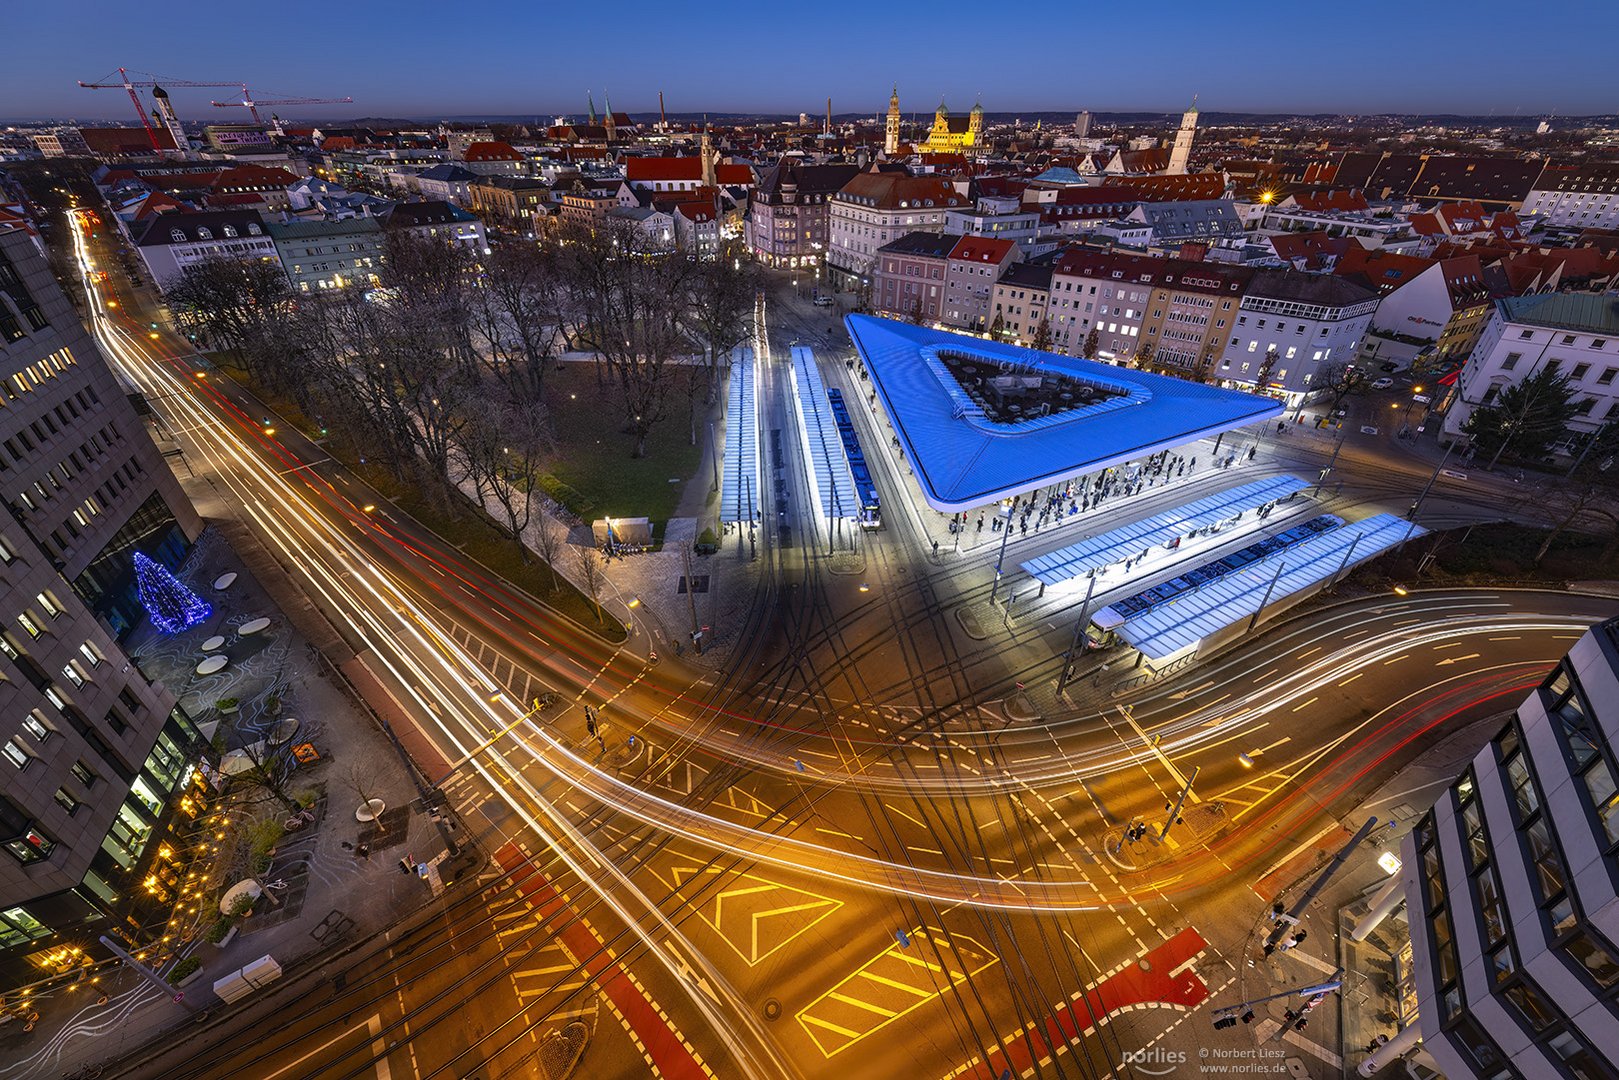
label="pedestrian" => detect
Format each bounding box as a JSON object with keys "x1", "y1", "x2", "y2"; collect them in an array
[
  {"x1": 977, "y1": 515, "x2": 984, "y2": 533},
  {"x1": 357, "y1": 843, "x2": 369, "y2": 859}
]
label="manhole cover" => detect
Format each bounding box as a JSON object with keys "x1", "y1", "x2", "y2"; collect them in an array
[{"x1": 762, "y1": 998, "x2": 782, "y2": 1021}]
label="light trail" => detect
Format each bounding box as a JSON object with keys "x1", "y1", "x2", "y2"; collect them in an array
[
  {"x1": 71, "y1": 221, "x2": 794, "y2": 1080},
  {"x1": 68, "y1": 217, "x2": 1596, "y2": 918}
]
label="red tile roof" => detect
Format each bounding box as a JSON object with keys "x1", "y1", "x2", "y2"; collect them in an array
[
  {"x1": 1109, "y1": 173, "x2": 1225, "y2": 201},
  {"x1": 674, "y1": 203, "x2": 714, "y2": 222},
  {"x1": 835, "y1": 171, "x2": 968, "y2": 211},
  {"x1": 462, "y1": 141, "x2": 522, "y2": 161},
  {"x1": 78, "y1": 126, "x2": 177, "y2": 156},
  {"x1": 626, "y1": 157, "x2": 703, "y2": 182},
  {"x1": 322, "y1": 136, "x2": 359, "y2": 151},
  {"x1": 1288, "y1": 189, "x2": 1369, "y2": 213},
  {"x1": 1332, "y1": 246, "x2": 1435, "y2": 294},
  {"x1": 947, "y1": 236, "x2": 1015, "y2": 264},
  {"x1": 132, "y1": 191, "x2": 190, "y2": 219}
]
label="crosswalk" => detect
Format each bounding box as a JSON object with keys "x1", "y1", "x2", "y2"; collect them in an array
[{"x1": 477, "y1": 858, "x2": 601, "y2": 1037}]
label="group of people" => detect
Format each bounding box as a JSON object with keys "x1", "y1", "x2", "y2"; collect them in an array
[{"x1": 946, "y1": 449, "x2": 1206, "y2": 543}]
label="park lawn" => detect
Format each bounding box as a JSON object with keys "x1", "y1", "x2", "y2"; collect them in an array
[
  {"x1": 542, "y1": 362, "x2": 707, "y2": 533},
  {"x1": 211, "y1": 357, "x2": 625, "y2": 641}
]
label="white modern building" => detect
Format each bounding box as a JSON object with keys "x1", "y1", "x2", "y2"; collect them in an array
[
  {"x1": 1385, "y1": 619, "x2": 1619, "y2": 1079},
  {"x1": 130, "y1": 210, "x2": 279, "y2": 291},
  {"x1": 1219, "y1": 270, "x2": 1381, "y2": 405},
  {"x1": 1521, "y1": 163, "x2": 1619, "y2": 231},
  {"x1": 1443, "y1": 293, "x2": 1619, "y2": 454}
]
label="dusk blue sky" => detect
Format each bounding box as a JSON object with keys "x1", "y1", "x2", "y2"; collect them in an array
[{"x1": 6, "y1": 0, "x2": 1618, "y2": 122}]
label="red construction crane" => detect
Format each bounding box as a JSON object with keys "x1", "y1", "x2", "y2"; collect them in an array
[
  {"x1": 211, "y1": 86, "x2": 354, "y2": 124},
  {"x1": 77, "y1": 69, "x2": 241, "y2": 151}
]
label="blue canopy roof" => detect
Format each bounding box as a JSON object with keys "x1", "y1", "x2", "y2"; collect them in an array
[
  {"x1": 1117, "y1": 514, "x2": 1422, "y2": 662},
  {"x1": 1020, "y1": 475, "x2": 1310, "y2": 587},
  {"x1": 844, "y1": 316, "x2": 1283, "y2": 512}
]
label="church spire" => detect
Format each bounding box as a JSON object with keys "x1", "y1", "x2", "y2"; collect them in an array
[{"x1": 587, "y1": 92, "x2": 597, "y2": 125}]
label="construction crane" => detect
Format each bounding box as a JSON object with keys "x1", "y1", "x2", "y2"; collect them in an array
[
  {"x1": 211, "y1": 86, "x2": 353, "y2": 125},
  {"x1": 77, "y1": 69, "x2": 240, "y2": 152}
]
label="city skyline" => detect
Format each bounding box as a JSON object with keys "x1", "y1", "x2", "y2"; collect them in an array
[{"x1": 7, "y1": 0, "x2": 1619, "y2": 121}]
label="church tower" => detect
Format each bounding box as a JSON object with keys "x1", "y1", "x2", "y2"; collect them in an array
[
  {"x1": 587, "y1": 92, "x2": 598, "y2": 126},
  {"x1": 1168, "y1": 95, "x2": 1198, "y2": 175},
  {"x1": 884, "y1": 86, "x2": 901, "y2": 157},
  {"x1": 700, "y1": 121, "x2": 717, "y2": 188},
  {"x1": 968, "y1": 97, "x2": 984, "y2": 147},
  {"x1": 604, "y1": 92, "x2": 617, "y2": 142}
]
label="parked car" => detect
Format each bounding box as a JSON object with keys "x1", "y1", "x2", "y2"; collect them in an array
[
  {"x1": 812, "y1": 295, "x2": 834, "y2": 307},
  {"x1": 1378, "y1": 361, "x2": 1399, "y2": 373},
  {"x1": 1371, "y1": 377, "x2": 1395, "y2": 390}
]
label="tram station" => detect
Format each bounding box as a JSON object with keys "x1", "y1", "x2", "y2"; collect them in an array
[{"x1": 842, "y1": 315, "x2": 1284, "y2": 514}]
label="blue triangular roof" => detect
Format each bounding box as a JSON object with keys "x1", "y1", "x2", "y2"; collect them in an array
[{"x1": 844, "y1": 316, "x2": 1283, "y2": 512}]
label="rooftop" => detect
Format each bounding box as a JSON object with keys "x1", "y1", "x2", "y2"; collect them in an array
[
  {"x1": 844, "y1": 316, "x2": 1282, "y2": 512},
  {"x1": 1498, "y1": 292, "x2": 1619, "y2": 336}
]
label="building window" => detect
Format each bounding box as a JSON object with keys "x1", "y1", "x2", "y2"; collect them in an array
[
  {"x1": 22, "y1": 712, "x2": 51, "y2": 742},
  {"x1": 1544, "y1": 665, "x2": 1619, "y2": 851},
  {"x1": 53, "y1": 788, "x2": 80, "y2": 815},
  {"x1": 70, "y1": 759, "x2": 96, "y2": 787},
  {"x1": 4, "y1": 740, "x2": 30, "y2": 769},
  {"x1": 3, "y1": 824, "x2": 54, "y2": 865}
]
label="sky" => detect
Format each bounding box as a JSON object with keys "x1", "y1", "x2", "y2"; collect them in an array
[{"x1": 7, "y1": 0, "x2": 1619, "y2": 123}]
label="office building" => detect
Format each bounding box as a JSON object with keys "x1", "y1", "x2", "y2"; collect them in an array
[
  {"x1": 0, "y1": 229, "x2": 207, "y2": 992},
  {"x1": 1394, "y1": 618, "x2": 1619, "y2": 1078}
]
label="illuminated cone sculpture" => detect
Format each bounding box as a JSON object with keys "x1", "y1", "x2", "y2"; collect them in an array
[{"x1": 134, "y1": 551, "x2": 212, "y2": 634}]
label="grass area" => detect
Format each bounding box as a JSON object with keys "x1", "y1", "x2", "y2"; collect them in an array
[
  {"x1": 542, "y1": 363, "x2": 709, "y2": 532},
  {"x1": 1355, "y1": 522, "x2": 1619, "y2": 588},
  {"x1": 211, "y1": 358, "x2": 626, "y2": 642}
]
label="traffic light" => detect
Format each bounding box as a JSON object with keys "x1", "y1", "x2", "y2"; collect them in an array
[
  {"x1": 1212, "y1": 1011, "x2": 1238, "y2": 1030},
  {"x1": 1241, "y1": 1010, "x2": 1255, "y2": 1024}
]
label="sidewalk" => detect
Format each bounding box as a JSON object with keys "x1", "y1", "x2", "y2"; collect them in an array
[
  {"x1": 1219, "y1": 711, "x2": 1504, "y2": 1079},
  {"x1": 0, "y1": 529, "x2": 469, "y2": 1080}
]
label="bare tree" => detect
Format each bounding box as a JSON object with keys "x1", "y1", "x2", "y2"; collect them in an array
[
  {"x1": 684, "y1": 239, "x2": 757, "y2": 404},
  {"x1": 1081, "y1": 327, "x2": 1100, "y2": 360},
  {"x1": 560, "y1": 221, "x2": 695, "y2": 457},
  {"x1": 1253, "y1": 345, "x2": 1280, "y2": 393},
  {"x1": 532, "y1": 513, "x2": 565, "y2": 592},
  {"x1": 340, "y1": 762, "x2": 388, "y2": 833},
  {"x1": 471, "y1": 242, "x2": 566, "y2": 405},
  {"x1": 458, "y1": 402, "x2": 551, "y2": 556},
  {"x1": 162, "y1": 256, "x2": 293, "y2": 379},
  {"x1": 574, "y1": 545, "x2": 605, "y2": 623},
  {"x1": 1314, "y1": 360, "x2": 1368, "y2": 416}
]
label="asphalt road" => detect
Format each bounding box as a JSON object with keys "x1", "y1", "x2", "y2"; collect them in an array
[{"x1": 55, "y1": 226, "x2": 1617, "y2": 1080}]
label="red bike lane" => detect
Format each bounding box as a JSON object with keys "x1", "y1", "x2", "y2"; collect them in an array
[{"x1": 493, "y1": 843, "x2": 716, "y2": 1079}]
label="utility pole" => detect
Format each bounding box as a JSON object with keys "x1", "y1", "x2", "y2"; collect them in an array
[
  {"x1": 1263, "y1": 818, "x2": 1378, "y2": 954},
  {"x1": 1211, "y1": 970, "x2": 1343, "y2": 1029},
  {"x1": 1311, "y1": 420, "x2": 1349, "y2": 498},
  {"x1": 1246, "y1": 559, "x2": 1287, "y2": 634},
  {"x1": 708, "y1": 421, "x2": 720, "y2": 493},
  {"x1": 1160, "y1": 765, "x2": 1200, "y2": 841},
  {"x1": 990, "y1": 504, "x2": 1013, "y2": 600},
  {"x1": 1327, "y1": 534, "x2": 1362, "y2": 590},
  {"x1": 1056, "y1": 572, "x2": 1098, "y2": 695},
  {"x1": 100, "y1": 935, "x2": 201, "y2": 1011}
]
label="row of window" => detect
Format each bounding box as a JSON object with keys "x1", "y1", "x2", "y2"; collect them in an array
[
  {"x1": 1414, "y1": 652, "x2": 1619, "y2": 1079},
  {"x1": 1515, "y1": 330, "x2": 1611, "y2": 350},
  {"x1": 0, "y1": 249, "x2": 49, "y2": 342}
]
